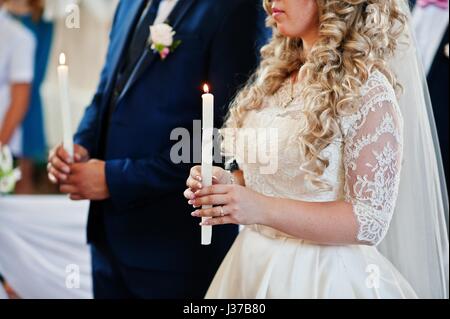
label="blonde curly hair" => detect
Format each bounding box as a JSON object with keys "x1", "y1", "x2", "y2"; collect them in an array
[{"x1": 225, "y1": 0, "x2": 407, "y2": 187}]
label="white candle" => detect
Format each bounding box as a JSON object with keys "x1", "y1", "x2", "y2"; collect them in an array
[
  {"x1": 201, "y1": 84, "x2": 214, "y2": 245},
  {"x1": 57, "y1": 53, "x2": 74, "y2": 159}
]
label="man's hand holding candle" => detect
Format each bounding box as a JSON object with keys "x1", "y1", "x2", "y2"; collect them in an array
[
  {"x1": 47, "y1": 143, "x2": 109, "y2": 201},
  {"x1": 47, "y1": 143, "x2": 89, "y2": 182}
]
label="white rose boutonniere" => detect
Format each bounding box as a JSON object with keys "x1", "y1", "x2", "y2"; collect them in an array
[
  {"x1": 0, "y1": 144, "x2": 21, "y2": 195},
  {"x1": 149, "y1": 23, "x2": 181, "y2": 60}
]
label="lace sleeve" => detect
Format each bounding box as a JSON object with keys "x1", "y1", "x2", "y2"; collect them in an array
[{"x1": 340, "y1": 74, "x2": 404, "y2": 246}]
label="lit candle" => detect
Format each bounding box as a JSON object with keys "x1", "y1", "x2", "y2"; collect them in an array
[
  {"x1": 201, "y1": 84, "x2": 214, "y2": 245},
  {"x1": 57, "y1": 53, "x2": 74, "y2": 160}
]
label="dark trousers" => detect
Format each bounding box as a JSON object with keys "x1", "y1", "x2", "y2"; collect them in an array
[{"x1": 91, "y1": 243, "x2": 215, "y2": 299}]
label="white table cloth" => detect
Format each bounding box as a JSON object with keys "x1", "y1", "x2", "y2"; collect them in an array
[
  {"x1": 0, "y1": 283, "x2": 6, "y2": 299},
  {"x1": 0, "y1": 196, "x2": 92, "y2": 299}
]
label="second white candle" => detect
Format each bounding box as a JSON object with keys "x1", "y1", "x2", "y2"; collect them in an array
[{"x1": 201, "y1": 84, "x2": 214, "y2": 246}]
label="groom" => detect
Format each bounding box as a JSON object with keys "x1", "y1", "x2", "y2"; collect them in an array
[{"x1": 48, "y1": 0, "x2": 266, "y2": 298}]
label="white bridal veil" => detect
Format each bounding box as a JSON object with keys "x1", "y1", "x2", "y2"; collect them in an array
[{"x1": 377, "y1": 0, "x2": 449, "y2": 299}]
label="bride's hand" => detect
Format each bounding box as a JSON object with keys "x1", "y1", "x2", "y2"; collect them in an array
[
  {"x1": 183, "y1": 165, "x2": 230, "y2": 200},
  {"x1": 189, "y1": 184, "x2": 270, "y2": 226}
]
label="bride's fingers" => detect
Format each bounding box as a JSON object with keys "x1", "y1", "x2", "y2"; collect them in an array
[
  {"x1": 186, "y1": 176, "x2": 202, "y2": 190},
  {"x1": 184, "y1": 188, "x2": 195, "y2": 200},
  {"x1": 188, "y1": 194, "x2": 229, "y2": 207},
  {"x1": 191, "y1": 206, "x2": 229, "y2": 218},
  {"x1": 212, "y1": 176, "x2": 220, "y2": 184},
  {"x1": 200, "y1": 216, "x2": 233, "y2": 226},
  {"x1": 194, "y1": 184, "x2": 230, "y2": 197},
  {"x1": 189, "y1": 166, "x2": 202, "y2": 181}
]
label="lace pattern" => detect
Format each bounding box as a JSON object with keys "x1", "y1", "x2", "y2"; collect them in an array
[
  {"x1": 340, "y1": 71, "x2": 403, "y2": 245},
  {"x1": 225, "y1": 71, "x2": 403, "y2": 246}
]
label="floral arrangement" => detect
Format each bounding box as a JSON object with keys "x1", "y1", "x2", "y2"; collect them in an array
[{"x1": 0, "y1": 145, "x2": 21, "y2": 194}]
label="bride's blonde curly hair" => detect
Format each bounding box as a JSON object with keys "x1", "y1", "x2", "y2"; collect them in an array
[{"x1": 225, "y1": 0, "x2": 407, "y2": 187}]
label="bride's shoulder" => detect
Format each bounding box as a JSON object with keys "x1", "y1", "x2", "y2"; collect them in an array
[
  {"x1": 360, "y1": 69, "x2": 398, "y2": 104},
  {"x1": 338, "y1": 69, "x2": 403, "y2": 136}
]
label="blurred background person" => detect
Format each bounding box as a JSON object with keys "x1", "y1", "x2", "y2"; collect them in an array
[
  {"x1": 0, "y1": 0, "x2": 35, "y2": 165},
  {"x1": 1, "y1": 0, "x2": 117, "y2": 194},
  {"x1": 41, "y1": 0, "x2": 118, "y2": 156},
  {"x1": 0, "y1": 0, "x2": 117, "y2": 300},
  {"x1": 412, "y1": 0, "x2": 449, "y2": 192},
  {"x1": 4, "y1": 0, "x2": 53, "y2": 194},
  {"x1": 0, "y1": 0, "x2": 35, "y2": 298}
]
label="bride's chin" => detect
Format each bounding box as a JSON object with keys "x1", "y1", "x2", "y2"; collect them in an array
[
  {"x1": 276, "y1": 26, "x2": 295, "y2": 38},
  {"x1": 275, "y1": 22, "x2": 299, "y2": 38},
  {"x1": 276, "y1": 25, "x2": 289, "y2": 37}
]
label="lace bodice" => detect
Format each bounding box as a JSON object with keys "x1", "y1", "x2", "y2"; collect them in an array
[{"x1": 224, "y1": 71, "x2": 403, "y2": 246}]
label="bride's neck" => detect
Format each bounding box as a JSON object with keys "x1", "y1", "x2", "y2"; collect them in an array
[
  {"x1": 301, "y1": 28, "x2": 320, "y2": 56},
  {"x1": 302, "y1": 40, "x2": 318, "y2": 55},
  {"x1": 293, "y1": 30, "x2": 319, "y2": 84}
]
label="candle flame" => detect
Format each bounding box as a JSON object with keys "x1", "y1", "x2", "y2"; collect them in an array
[
  {"x1": 59, "y1": 53, "x2": 66, "y2": 65},
  {"x1": 203, "y1": 84, "x2": 210, "y2": 94}
]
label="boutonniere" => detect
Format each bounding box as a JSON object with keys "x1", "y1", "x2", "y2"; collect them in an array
[{"x1": 149, "y1": 23, "x2": 182, "y2": 60}]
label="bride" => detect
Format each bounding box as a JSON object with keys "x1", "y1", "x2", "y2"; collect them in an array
[{"x1": 184, "y1": 0, "x2": 449, "y2": 299}]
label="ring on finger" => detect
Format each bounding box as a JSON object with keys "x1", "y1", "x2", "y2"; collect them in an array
[{"x1": 219, "y1": 206, "x2": 225, "y2": 217}]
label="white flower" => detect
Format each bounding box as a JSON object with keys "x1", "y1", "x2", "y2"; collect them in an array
[
  {"x1": 0, "y1": 168, "x2": 20, "y2": 194},
  {"x1": 12, "y1": 168, "x2": 21, "y2": 182},
  {"x1": 0, "y1": 173, "x2": 16, "y2": 194},
  {"x1": 149, "y1": 23, "x2": 175, "y2": 47},
  {"x1": 0, "y1": 145, "x2": 20, "y2": 194},
  {"x1": 0, "y1": 145, "x2": 13, "y2": 173}
]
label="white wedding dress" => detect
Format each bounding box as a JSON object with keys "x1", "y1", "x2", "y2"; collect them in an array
[{"x1": 206, "y1": 70, "x2": 418, "y2": 299}]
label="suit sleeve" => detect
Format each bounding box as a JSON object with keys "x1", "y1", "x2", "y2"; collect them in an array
[
  {"x1": 73, "y1": 1, "x2": 122, "y2": 156},
  {"x1": 104, "y1": 0, "x2": 267, "y2": 210}
]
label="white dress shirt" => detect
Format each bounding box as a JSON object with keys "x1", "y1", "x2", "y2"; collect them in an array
[
  {"x1": 0, "y1": 9, "x2": 35, "y2": 156},
  {"x1": 155, "y1": 0, "x2": 179, "y2": 25}
]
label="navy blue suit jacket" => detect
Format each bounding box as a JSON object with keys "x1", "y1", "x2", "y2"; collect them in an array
[{"x1": 74, "y1": 0, "x2": 267, "y2": 274}]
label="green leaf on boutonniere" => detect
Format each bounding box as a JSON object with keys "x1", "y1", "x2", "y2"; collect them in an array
[
  {"x1": 171, "y1": 40, "x2": 182, "y2": 52},
  {"x1": 153, "y1": 43, "x2": 166, "y2": 52}
]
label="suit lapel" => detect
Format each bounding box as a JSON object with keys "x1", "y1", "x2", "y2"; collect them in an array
[
  {"x1": 117, "y1": 0, "x2": 198, "y2": 103},
  {"x1": 103, "y1": 0, "x2": 147, "y2": 101}
]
